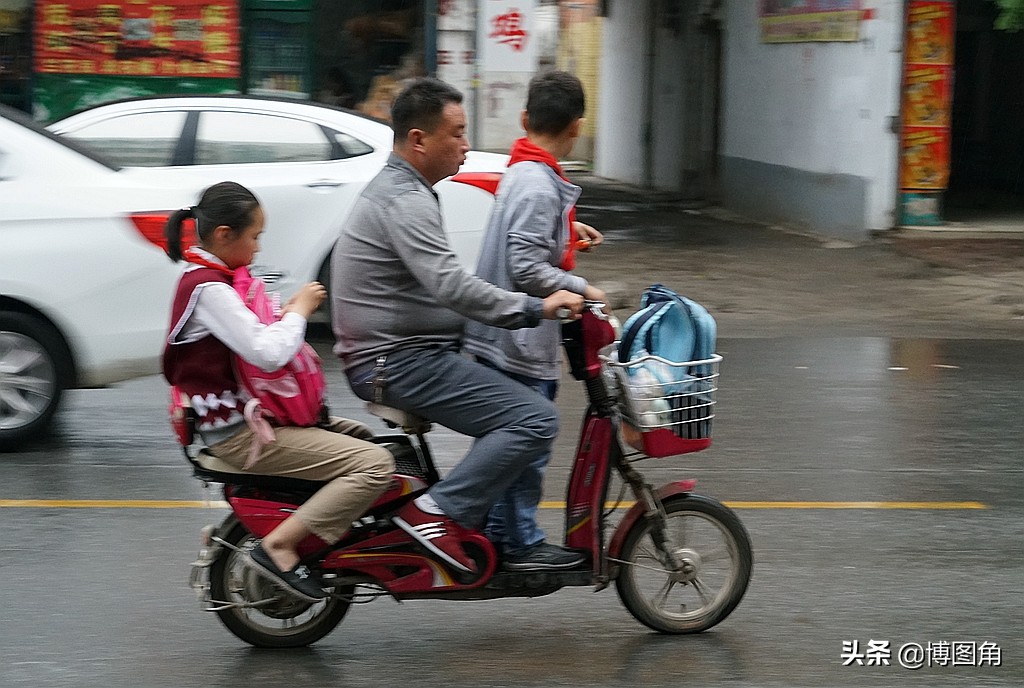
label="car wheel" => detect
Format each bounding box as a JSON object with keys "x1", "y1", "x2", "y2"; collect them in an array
[{"x1": 0, "y1": 312, "x2": 70, "y2": 449}]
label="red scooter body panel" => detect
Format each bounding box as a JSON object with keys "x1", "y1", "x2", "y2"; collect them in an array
[
  {"x1": 606, "y1": 479, "x2": 698, "y2": 559},
  {"x1": 227, "y1": 474, "x2": 431, "y2": 559},
  {"x1": 324, "y1": 529, "x2": 497, "y2": 593},
  {"x1": 370, "y1": 475, "x2": 430, "y2": 508},
  {"x1": 227, "y1": 495, "x2": 330, "y2": 558},
  {"x1": 563, "y1": 413, "x2": 613, "y2": 558}
]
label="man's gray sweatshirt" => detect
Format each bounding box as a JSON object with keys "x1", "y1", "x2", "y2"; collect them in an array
[{"x1": 331, "y1": 154, "x2": 545, "y2": 371}]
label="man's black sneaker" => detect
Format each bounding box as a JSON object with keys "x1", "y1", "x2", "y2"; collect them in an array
[
  {"x1": 248, "y1": 543, "x2": 327, "y2": 602},
  {"x1": 502, "y1": 542, "x2": 586, "y2": 571}
]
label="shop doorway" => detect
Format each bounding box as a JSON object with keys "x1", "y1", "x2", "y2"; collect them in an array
[
  {"x1": 0, "y1": 0, "x2": 31, "y2": 112},
  {"x1": 311, "y1": 0, "x2": 425, "y2": 121},
  {"x1": 946, "y1": 0, "x2": 1024, "y2": 224}
]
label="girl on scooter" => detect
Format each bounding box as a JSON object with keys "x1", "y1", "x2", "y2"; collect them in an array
[{"x1": 162, "y1": 181, "x2": 393, "y2": 602}]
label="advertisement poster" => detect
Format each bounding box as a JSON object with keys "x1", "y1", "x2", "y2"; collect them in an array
[
  {"x1": 905, "y1": 1, "x2": 955, "y2": 65},
  {"x1": 900, "y1": 126, "x2": 951, "y2": 190},
  {"x1": 902, "y1": 64, "x2": 952, "y2": 127},
  {"x1": 759, "y1": 0, "x2": 862, "y2": 43},
  {"x1": 899, "y1": 0, "x2": 954, "y2": 224},
  {"x1": 34, "y1": 0, "x2": 240, "y2": 78}
]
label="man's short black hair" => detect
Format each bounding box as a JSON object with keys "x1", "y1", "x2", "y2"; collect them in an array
[
  {"x1": 391, "y1": 78, "x2": 464, "y2": 141},
  {"x1": 525, "y1": 71, "x2": 585, "y2": 136}
]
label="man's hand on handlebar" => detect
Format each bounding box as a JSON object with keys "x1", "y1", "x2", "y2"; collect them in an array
[
  {"x1": 542, "y1": 290, "x2": 585, "y2": 320},
  {"x1": 583, "y1": 285, "x2": 611, "y2": 315}
]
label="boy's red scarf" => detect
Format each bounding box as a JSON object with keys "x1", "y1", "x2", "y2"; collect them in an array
[{"x1": 507, "y1": 137, "x2": 576, "y2": 270}]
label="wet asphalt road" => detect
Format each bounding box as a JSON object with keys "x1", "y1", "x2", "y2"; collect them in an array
[{"x1": 2, "y1": 335, "x2": 1021, "y2": 688}]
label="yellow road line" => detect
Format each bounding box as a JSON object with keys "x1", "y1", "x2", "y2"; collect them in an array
[
  {"x1": 542, "y1": 500, "x2": 989, "y2": 510},
  {"x1": 721, "y1": 501, "x2": 989, "y2": 510},
  {"x1": 0, "y1": 499, "x2": 988, "y2": 510},
  {"x1": 0, "y1": 499, "x2": 229, "y2": 509}
]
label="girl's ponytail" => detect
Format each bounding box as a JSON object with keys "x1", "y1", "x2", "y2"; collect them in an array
[
  {"x1": 165, "y1": 182, "x2": 259, "y2": 262},
  {"x1": 164, "y1": 207, "x2": 194, "y2": 261}
]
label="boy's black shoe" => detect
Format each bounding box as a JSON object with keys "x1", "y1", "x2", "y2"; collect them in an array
[
  {"x1": 502, "y1": 542, "x2": 586, "y2": 571},
  {"x1": 248, "y1": 543, "x2": 327, "y2": 602}
]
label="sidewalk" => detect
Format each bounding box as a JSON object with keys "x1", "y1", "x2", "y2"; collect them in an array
[{"x1": 569, "y1": 173, "x2": 1024, "y2": 340}]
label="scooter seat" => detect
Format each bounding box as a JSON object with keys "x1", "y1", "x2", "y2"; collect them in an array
[
  {"x1": 188, "y1": 435, "x2": 431, "y2": 491},
  {"x1": 366, "y1": 402, "x2": 432, "y2": 434},
  {"x1": 191, "y1": 451, "x2": 327, "y2": 493}
]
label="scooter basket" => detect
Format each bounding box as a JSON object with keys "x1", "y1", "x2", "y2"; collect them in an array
[{"x1": 600, "y1": 346, "x2": 720, "y2": 457}]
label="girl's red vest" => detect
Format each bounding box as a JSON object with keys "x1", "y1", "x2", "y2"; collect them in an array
[{"x1": 162, "y1": 266, "x2": 244, "y2": 431}]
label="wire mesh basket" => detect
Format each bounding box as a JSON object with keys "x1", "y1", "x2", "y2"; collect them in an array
[{"x1": 600, "y1": 346, "x2": 721, "y2": 458}]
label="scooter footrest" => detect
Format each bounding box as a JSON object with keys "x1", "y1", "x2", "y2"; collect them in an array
[{"x1": 486, "y1": 568, "x2": 594, "y2": 593}]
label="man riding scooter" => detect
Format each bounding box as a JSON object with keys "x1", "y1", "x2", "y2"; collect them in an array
[{"x1": 331, "y1": 77, "x2": 585, "y2": 574}]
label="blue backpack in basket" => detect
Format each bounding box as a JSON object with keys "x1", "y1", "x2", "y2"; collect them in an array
[
  {"x1": 618, "y1": 284, "x2": 716, "y2": 367},
  {"x1": 617, "y1": 285, "x2": 717, "y2": 440}
]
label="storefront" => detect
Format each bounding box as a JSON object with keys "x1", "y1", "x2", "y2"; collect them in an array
[
  {"x1": 25, "y1": 0, "x2": 429, "y2": 121},
  {"x1": 898, "y1": 0, "x2": 1024, "y2": 226},
  {"x1": 309, "y1": 0, "x2": 427, "y2": 119},
  {"x1": 32, "y1": 0, "x2": 243, "y2": 120}
]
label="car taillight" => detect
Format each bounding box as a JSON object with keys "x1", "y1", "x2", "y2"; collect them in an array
[
  {"x1": 450, "y1": 172, "x2": 502, "y2": 195},
  {"x1": 130, "y1": 213, "x2": 196, "y2": 253}
]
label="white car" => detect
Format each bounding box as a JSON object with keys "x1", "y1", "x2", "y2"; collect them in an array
[
  {"x1": 1, "y1": 97, "x2": 502, "y2": 445},
  {"x1": 47, "y1": 95, "x2": 506, "y2": 317},
  {"x1": 0, "y1": 105, "x2": 197, "y2": 447}
]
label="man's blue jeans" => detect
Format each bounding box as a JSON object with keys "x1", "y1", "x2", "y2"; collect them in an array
[
  {"x1": 477, "y1": 359, "x2": 558, "y2": 554},
  {"x1": 346, "y1": 346, "x2": 558, "y2": 531}
]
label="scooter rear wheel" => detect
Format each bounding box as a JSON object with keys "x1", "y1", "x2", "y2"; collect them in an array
[
  {"x1": 615, "y1": 493, "x2": 752, "y2": 634},
  {"x1": 209, "y1": 522, "x2": 352, "y2": 648}
]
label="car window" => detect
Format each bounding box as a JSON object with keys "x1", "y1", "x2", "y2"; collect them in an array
[
  {"x1": 329, "y1": 130, "x2": 375, "y2": 159},
  {"x1": 59, "y1": 111, "x2": 187, "y2": 167},
  {"x1": 195, "y1": 111, "x2": 332, "y2": 165}
]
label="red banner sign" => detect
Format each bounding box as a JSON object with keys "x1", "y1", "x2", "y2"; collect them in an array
[{"x1": 34, "y1": 0, "x2": 240, "y2": 78}]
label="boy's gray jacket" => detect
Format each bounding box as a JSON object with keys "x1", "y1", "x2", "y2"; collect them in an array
[{"x1": 464, "y1": 161, "x2": 589, "y2": 380}]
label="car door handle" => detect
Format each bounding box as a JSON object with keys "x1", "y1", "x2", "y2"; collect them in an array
[
  {"x1": 305, "y1": 179, "x2": 344, "y2": 189},
  {"x1": 249, "y1": 266, "x2": 286, "y2": 284}
]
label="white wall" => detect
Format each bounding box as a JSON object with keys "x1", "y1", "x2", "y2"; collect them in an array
[
  {"x1": 594, "y1": 0, "x2": 649, "y2": 184},
  {"x1": 650, "y1": 23, "x2": 688, "y2": 191},
  {"x1": 476, "y1": 0, "x2": 540, "y2": 151},
  {"x1": 720, "y1": 0, "x2": 905, "y2": 233}
]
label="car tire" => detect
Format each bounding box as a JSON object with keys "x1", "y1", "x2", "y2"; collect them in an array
[{"x1": 0, "y1": 312, "x2": 71, "y2": 449}]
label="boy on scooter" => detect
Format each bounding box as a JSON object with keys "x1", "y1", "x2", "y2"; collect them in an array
[{"x1": 464, "y1": 71, "x2": 607, "y2": 570}]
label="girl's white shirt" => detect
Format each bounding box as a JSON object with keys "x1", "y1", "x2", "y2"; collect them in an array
[{"x1": 177, "y1": 249, "x2": 308, "y2": 373}]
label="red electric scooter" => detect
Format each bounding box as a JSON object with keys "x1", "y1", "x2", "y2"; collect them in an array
[{"x1": 185, "y1": 304, "x2": 752, "y2": 647}]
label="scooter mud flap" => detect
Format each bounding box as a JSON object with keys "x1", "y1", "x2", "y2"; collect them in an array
[
  {"x1": 606, "y1": 479, "x2": 698, "y2": 560},
  {"x1": 323, "y1": 529, "x2": 497, "y2": 594}
]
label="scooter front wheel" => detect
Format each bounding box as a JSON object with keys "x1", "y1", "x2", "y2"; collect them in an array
[
  {"x1": 615, "y1": 493, "x2": 752, "y2": 634},
  {"x1": 209, "y1": 522, "x2": 352, "y2": 648}
]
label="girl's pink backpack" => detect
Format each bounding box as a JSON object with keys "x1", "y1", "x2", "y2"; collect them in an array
[{"x1": 232, "y1": 267, "x2": 327, "y2": 427}]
